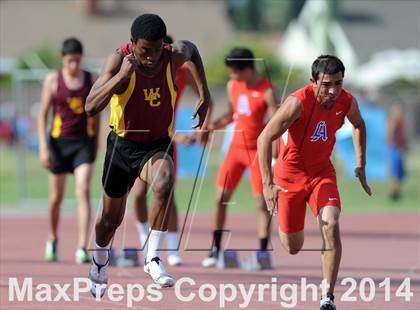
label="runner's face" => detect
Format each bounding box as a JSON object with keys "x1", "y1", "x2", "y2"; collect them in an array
[
  {"x1": 132, "y1": 38, "x2": 163, "y2": 68},
  {"x1": 61, "y1": 54, "x2": 82, "y2": 76},
  {"x1": 312, "y1": 72, "x2": 343, "y2": 110},
  {"x1": 227, "y1": 67, "x2": 251, "y2": 82}
]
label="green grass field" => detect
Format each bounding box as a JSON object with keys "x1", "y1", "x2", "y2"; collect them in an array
[{"x1": 0, "y1": 141, "x2": 419, "y2": 214}]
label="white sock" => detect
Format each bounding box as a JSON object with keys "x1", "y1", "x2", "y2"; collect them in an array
[
  {"x1": 146, "y1": 230, "x2": 165, "y2": 262},
  {"x1": 166, "y1": 232, "x2": 179, "y2": 256},
  {"x1": 93, "y1": 242, "x2": 110, "y2": 265},
  {"x1": 136, "y1": 221, "x2": 150, "y2": 254}
]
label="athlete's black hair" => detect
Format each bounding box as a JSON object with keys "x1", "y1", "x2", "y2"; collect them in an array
[
  {"x1": 224, "y1": 47, "x2": 255, "y2": 71},
  {"x1": 311, "y1": 55, "x2": 345, "y2": 81},
  {"x1": 61, "y1": 37, "x2": 83, "y2": 55},
  {"x1": 131, "y1": 14, "x2": 167, "y2": 43}
]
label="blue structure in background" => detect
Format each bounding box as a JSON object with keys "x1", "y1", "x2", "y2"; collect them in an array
[
  {"x1": 335, "y1": 99, "x2": 388, "y2": 180},
  {"x1": 174, "y1": 106, "x2": 205, "y2": 179}
]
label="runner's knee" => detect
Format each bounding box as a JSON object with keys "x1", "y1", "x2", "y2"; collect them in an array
[
  {"x1": 280, "y1": 232, "x2": 304, "y2": 255},
  {"x1": 153, "y1": 174, "x2": 173, "y2": 200},
  {"x1": 215, "y1": 190, "x2": 230, "y2": 209},
  {"x1": 286, "y1": 244, "x2": 303, "y2": 255},
  {"x1": 98, "y1": 216, "x2": 120, "y2": 233},
  {"x1": 49, "y1": 191, "x2": 64, "y2": 206},
  {"x1": 98, "y1": 211, "x2": 123, "y2": 233},
  {"x1": 321, "y1": 218, "x2": 339, "y2": 234},
  {"x1": 75, "y1": 183, "x2": 89, "y2": 200}
]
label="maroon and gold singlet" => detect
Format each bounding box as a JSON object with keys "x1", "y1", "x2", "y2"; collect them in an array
[
  {"x1": 110, "y1": 43, "x2": 177, "y2": 143},
  {"x1": 51, "y1": 70, "x2": 95, "y2": 138}
]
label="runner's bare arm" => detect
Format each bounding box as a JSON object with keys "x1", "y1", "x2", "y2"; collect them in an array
[
  {"x1": 37, "y1": 72, "x2": 57, "y2": 169},
  {"x1": 208, "y1": 81, "x2": 234, "y2": 131},
  {"x1": 93, "y1": 112, "x2": 101, "y2": 158},
  {"x1": 186, "y1": 63, "x2": 214, "y2": 129},
  {"x1": 257, "y1": 96, "x2": 301, "y2": 213},
  {"x1": 264, "y1": 88, "x2": 279, "y2": 118},
  {"x1": 89, "y1": 73, "x2": 101, "y2": 157},
  {"x1": 172, "y1": 40, "x2": 211, "y2": 128},
  {"x1": 181, "y1": 64, "x2": 214, "y2": 145},
  {"x1": 347, "y1": 96, "x2": 372, "y2": 196},
  {"x1": 258, "y1": 96, "x2": 301, "y2": 184},
  {"x1": 85, "y1": 52, "x2": 131, "y2": 116},
  {"x1": 264, "y1": 87, "x2": 280, "y2": 159}
]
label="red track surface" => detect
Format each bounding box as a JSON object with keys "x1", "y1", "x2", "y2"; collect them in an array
[{"x1": 1, "y1": 213, "x2": 419, "y2": 309}]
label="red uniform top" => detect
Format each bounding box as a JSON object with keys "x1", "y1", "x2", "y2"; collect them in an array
[
  {"x1": 50, "y1": 70, "x2": 95, "y2": 138},
  {"x1": 230, "y1": 77, "x2": 272, "y2": 149},
  {"x1": 274, "y1": 84, "x2": 353, "y2": 177},
  {"x1": 110, "y1": 42, "x2": 177, "y2": 143}
]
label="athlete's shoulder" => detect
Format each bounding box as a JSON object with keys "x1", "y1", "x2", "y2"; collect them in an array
[
  {"x1": 338, "y1": 87, "x2": 353, "y2": 112},
  {"x1": 229, "y1": 79, "x2": 242, "y2": 91},
  {"x1": 44, "y1": 70, "x2": 59, "y2": 93},
  {"x1": 117, "y1": 42, "x2": 132, "y2": 56},
  {"x1": 284, "y1": 85, "x2": 311, "y2": 111},
  {"x1": 290, "y1": 84, "x2": 312, "y2": 100},
  {"x1": 45, "y1": 70, "x2": 59, "y2": 82},
  {"x1": 258, "y1": 76, "x2": 272, "y2": 90},
  {"x1": 339, "y1": 87, "x2": 353, "y2": 101}
]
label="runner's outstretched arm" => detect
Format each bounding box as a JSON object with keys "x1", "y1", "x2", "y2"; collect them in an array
[
  {"x1": 347, "y1": 97, "x2": 372, "y2": 196},
  {"x1": 257, "y1": 96, "x2": 301, "y2": 214},
  {"x1": 172, "y1": 40, "x2": 211, "y2": 129}
]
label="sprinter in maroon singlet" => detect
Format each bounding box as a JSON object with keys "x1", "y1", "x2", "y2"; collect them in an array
[
  {"x1": 129, "y1": 35, "x2": 206, "y2": 267},
  {"x1": 37, "y1": 38, "x2": 99, "y2": 264},
  {"x1": 85, "y1": 14, "x2": 211, "y2": 295}
]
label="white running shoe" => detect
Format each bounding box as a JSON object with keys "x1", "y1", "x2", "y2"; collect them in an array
[
  {"x1": 144, "y1": 257, "x2": 174, "y2": 288},
  {"x1": 167, "y1": 253, "x2": 183, "y2": 266},
  {"x1": 201, "y1": 252, "x2": 218, "y2": 268},
  {"x1": 88, "y1": 257, "x2": 108, "y2": 298},
  {"x1": 320, "y1": 293, "x2": 336, "y2": 310},
  {"x1": 75, "y1": 248, "x2": 91, "y2": 264}
]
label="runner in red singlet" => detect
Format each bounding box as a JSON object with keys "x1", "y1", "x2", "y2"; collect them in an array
[
  {"x1": 258, "y1": 55, "x2": 371, "y2": 310},
  {"x1": 202, "y1": 48, "x2": 278, "y2": 269}
]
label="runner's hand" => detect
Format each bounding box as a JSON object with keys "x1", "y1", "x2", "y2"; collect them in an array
[
  {"x1": 118, "y1": 53, "x2": 136, "y2": 80},
  {"x1": 355, "y1": 166, "x2": 372, "y2": 196},
  {"x1": 39, "y1": 146, "x2": 50, "y2": 169},
  {"x1": 192, "y1": 94, "x2": 210, "y2": 129},
  {"x1": 263, "y1": 183, "x2": 287, "y2": 215},
  {"x1": 174, "y1": 133, "x2": 196, "y2": 145},
  {"x1": 194, "y1": 129, "x2": 210, "y2": 146}
]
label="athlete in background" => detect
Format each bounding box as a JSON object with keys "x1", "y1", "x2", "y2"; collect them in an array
[
  {"x1": 387, "y1": 103, "x2": 407, "y2": 201},
  {"x1": 38, "y1": 37, "x2": 99, "y2": 264},
  {"x1": 202, "y1": 47, "x2": 277, "y2": 269}
]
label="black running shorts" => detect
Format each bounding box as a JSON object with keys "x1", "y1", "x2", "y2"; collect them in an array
[
  {"x1": 48, "y1": 136, "x2": 96, "y2": 174},
  {"x1": 102, "y1": 131, "x2": 173, "y2": 198}
]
